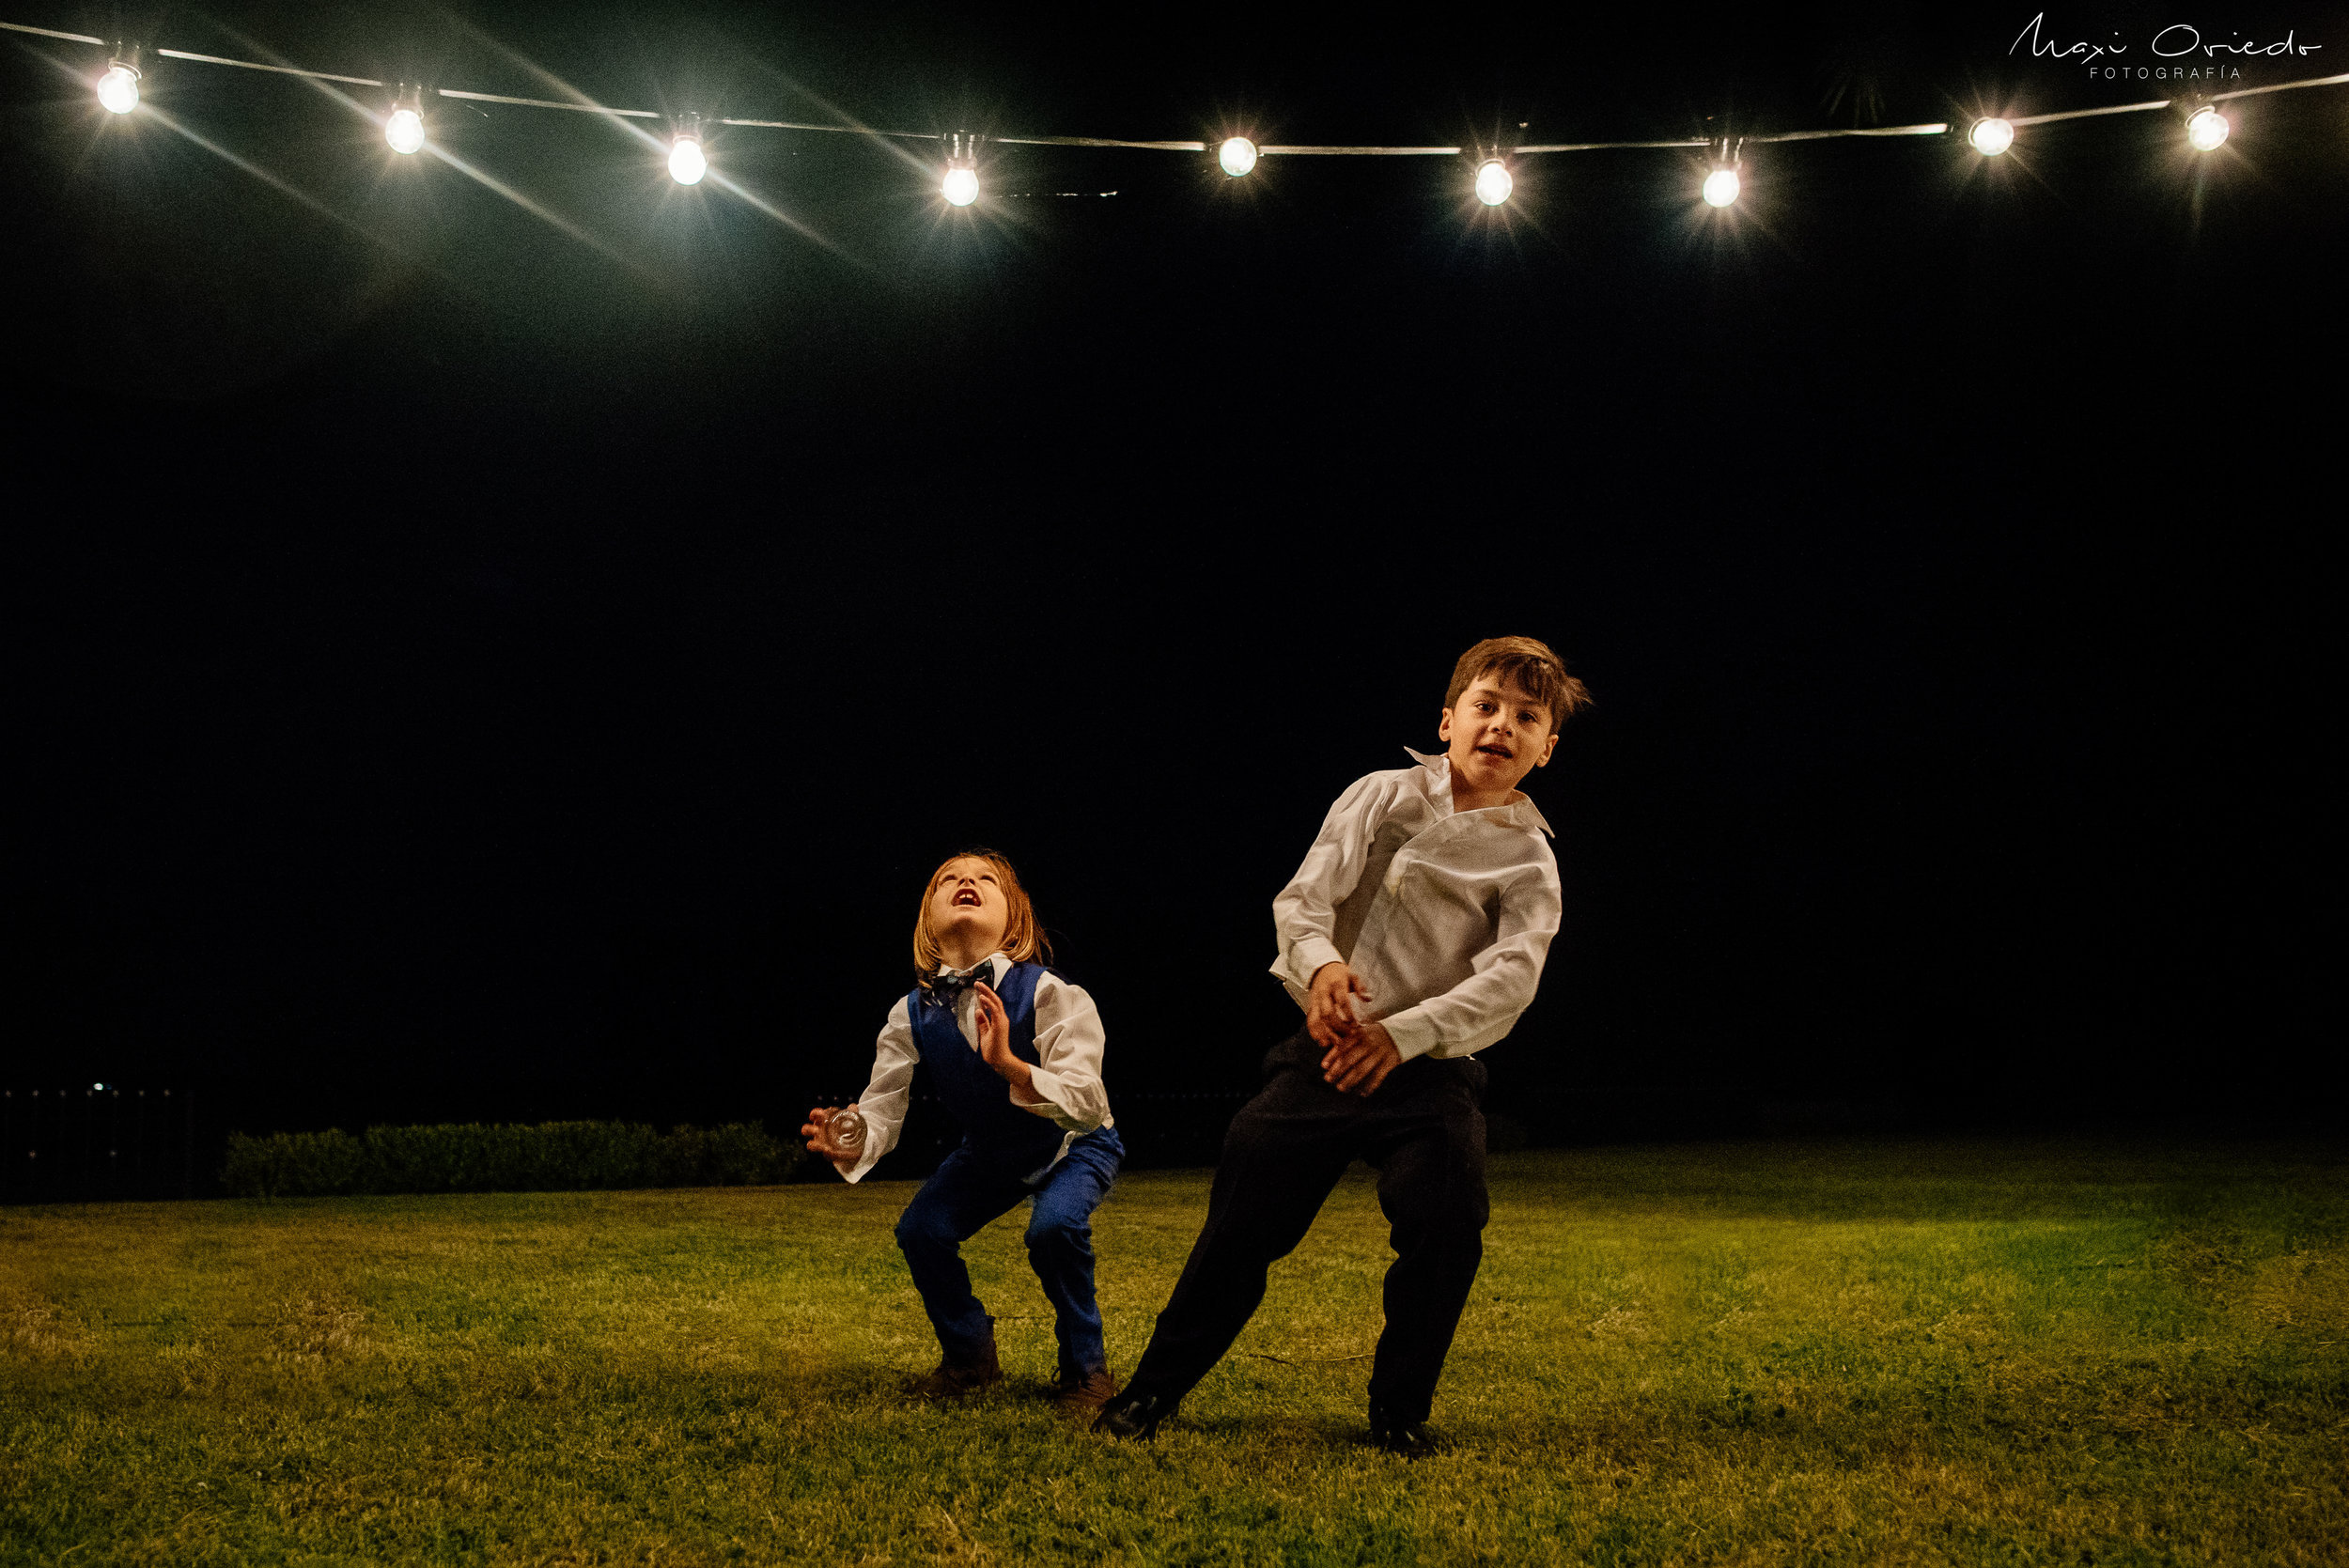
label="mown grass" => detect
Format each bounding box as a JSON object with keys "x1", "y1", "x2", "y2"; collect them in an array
[{"x1": 5, "y1": 1141, "x2": 2346, "y2": 1566}]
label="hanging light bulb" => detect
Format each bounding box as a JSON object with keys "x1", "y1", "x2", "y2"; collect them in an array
[
  {"x1": 669, "y1": 115, "x2": 708, "y2": 184},
  {"x1": 1474, "y1": 158, "x2": 1513, "y2": 207},
  {"x1": 942, "y1": 131, "x2": 979, "y2": 206},
  {"x1": 1969, "y1": 117, "x2": 2015, "y2": 156},
  {"x1": 96, "y1": 53, "x2": 140, "y2": 115},
  {"x1": 1218, "y1": 137, "x2": 1258, "y2": 178},
  {"x1": 2186, "y1": 106, "x2": 2229, "y2": 151},
  {"x1": 1699, "y1": 135, "x2": 1743, "y2": 208},
  {"x1": 385, "y1": 85, "x2": 425, "y2": 155}
]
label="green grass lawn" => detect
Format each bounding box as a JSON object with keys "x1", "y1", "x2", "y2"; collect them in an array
[{"x1": 5, "y1": 1141, "x2": 2346, "y2": 1566}]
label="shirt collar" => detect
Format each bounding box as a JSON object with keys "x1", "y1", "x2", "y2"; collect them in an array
[
  {"x1": 934, "y1": 953, "x2": 1006, "y2": 983},
  {"x1": 1404, "y1": 747, "x2": 1554, "y2": 838}
]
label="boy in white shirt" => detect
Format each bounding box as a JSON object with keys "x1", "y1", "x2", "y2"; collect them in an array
[
  {"x1": 1096, "y1": 636, "x2": 1589, "y2": 1453},
  {"x1": 803, "y1": 850, "x2": 1123, "y2": 1415}
]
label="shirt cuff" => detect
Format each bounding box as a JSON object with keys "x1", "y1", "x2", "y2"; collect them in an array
[
  {"x1": 1290, "y1": 937, "x2": 1346, "y2": 990},
  {"x1": 840, "y1": 1120, "x2": 894, "y2": 1184},
  {"x1": 1015, "y1": 1068, "x2": 1092, "y2": 1131},
  {"x1": 1381, "y1": 1007, "x2": 1439, "y2": 1063}
]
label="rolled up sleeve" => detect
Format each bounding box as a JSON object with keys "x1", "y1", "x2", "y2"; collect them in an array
[
  {"x1": 1379, "y1": 867, "x2": 1562, "y2": 1060},
  {"x1": 1013, "y1": 975, "x2": 1112, "y2": 1134},
  {"x1": 1270, "y1": 771, "x2": 1390, "y2": 998},
  {"x1": 842, "y1": 1001, "x2": 917, "y2": 1184}
]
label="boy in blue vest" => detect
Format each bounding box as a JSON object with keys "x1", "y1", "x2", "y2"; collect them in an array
[
  {"x1": 1096, "y1": 636, "x2": 1590, "y2": 1454},
  {"x1": 802, "y1": 849, "x2": 1124, "y2": 1415}
]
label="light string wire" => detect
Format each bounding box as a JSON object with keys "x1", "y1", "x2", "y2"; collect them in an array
[{"x1": 8, "y1": 19, "x2": 2347, "y2": 157}]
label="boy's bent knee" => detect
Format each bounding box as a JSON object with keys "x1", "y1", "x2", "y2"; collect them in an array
[
  {"x1": 895, "y1": 1207, "x2": 956, "y2": 1252},
  {"x1": 1024, "y1": 1211, "x2": 1091, "y2": 1255},
  {"x1": 1220, "y1": 1106, "x2": 1290, "y2": 1167}
]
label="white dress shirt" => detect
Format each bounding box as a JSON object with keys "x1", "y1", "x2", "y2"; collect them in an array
[
  {"x1": 1270, "y1": 748, "x2": 1562, "y2": 1063},
  {"x1": 841, "y1": 952, "x2": 1115, "y2": 1185}
]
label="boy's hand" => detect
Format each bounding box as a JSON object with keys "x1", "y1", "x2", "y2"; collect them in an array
[
  {"x1": 1321, "y1": 1021, "x2": 1403, "y2": 1096},
  {"x1": 1307, "y1": 962, "x2": 1374, "y2": 1049},
  {"x1": 801, "y1": 1107, "x2": 860, "y2": 1175},
  {"x1": 972, "y1": 983, "x2": 1035, "y2": 1095}
]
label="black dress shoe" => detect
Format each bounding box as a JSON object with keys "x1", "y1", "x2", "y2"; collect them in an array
[
  {"x1": 1091, "y1": 1389, "x2": 1173, "y2": 1440},
  {"x1": 1368, "y1": 1402, "x2": 1445, "y2": 1458}
]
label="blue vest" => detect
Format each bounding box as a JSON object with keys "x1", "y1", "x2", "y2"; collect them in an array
[{"x1": 908, "y1": 961, "x2": 1069, "y2": 1179}]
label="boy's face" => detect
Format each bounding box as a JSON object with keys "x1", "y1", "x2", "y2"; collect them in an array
[
  {"x1": 1439, "y1": 675, "x2": 1559, "y2": 800},
  {"x1": 927, "y1": 856, "x2": 1011, "y2": 960}
]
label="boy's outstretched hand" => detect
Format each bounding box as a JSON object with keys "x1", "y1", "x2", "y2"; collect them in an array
[
  {"x1": 970, "y1": 982, "x2": 1036, "y2": 1095},
  {"x1": 801, "y1": 1107, "x2": 860, "y2": 1175},
  {"x1": 1307, "y1": 962, "x2": 1375, "y2": 1049},
  {"x1": 1321, "y1": 1021, "x2": 1403, "y2": 1096}
]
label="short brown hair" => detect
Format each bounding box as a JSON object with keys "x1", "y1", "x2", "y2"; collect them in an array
[
  {"x1": 912, "y1": 849, "x2": 1051, "y2": 977},
  {"x1": 1443, "y1": 636, "x2": 1592, "y2": 729}
]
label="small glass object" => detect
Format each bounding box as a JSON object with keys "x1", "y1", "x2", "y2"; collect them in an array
[{"x1": 829, "y1": 1107, "x2": 865, "y2": 1154}]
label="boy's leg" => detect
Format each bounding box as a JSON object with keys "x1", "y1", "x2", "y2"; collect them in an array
[
  {"x1": 1023, "y1": 1127, "x2": 1124, "y2": 1384},
  {"x1": 1122, "y1": 1036, "x2": 1361, "y2": 1407},
  {"x1": 895, "y1": 1146, "x2": 1028, "y2": 1367},
  {"x1": 1362, "y1": 1056, "x2": 1490, "y2": 1426}
]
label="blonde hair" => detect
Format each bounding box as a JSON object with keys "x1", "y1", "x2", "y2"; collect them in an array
[
  {"x1": 912, "y1": 848, "x2": 1050, "y2": 978},
  {"x1": 1443, "y1": 635, "x2": 1592, "y2": 728}
]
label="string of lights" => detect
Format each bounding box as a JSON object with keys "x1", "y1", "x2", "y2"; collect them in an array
[{"x1": 9, "y1": 17, "x2": 2348, "y2": 211}]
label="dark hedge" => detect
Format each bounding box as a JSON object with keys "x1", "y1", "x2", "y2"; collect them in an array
[{"x1": 221, "y1": 1121, "x2": 798, "y2": 1197}]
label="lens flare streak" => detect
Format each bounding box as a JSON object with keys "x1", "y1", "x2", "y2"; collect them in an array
[
  {"x1": 182, "y1": 39, "x2": 649, "y2": 277},
  {"x1": 136, "y1": 103, "x2": 379, "y2": 241},
  {"x1": 420, "y1": 141, "x2": 641, "y2": 269},
  {"x1": 706, "y1": 169, "x2": 863, "y2": 263}
]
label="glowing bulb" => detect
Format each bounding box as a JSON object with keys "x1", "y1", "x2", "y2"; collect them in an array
[
  {"x1": 385, "y1": 108, "x2": 425, "y2": 155},
  {"x1": 669, "y1": 135, "x2": 707, "y2": 184},
  {"x1": 1474, "y1": 159, "x2": 1512, "y2": 207},
  {"x1": 1969, "y1": 117, "x2": 2015, "y2": 156},
  {"x1": 1702, "y1": 167, "x2": 1741, "y2": 208},
  {"x1": 1218, "y1": 137, "x2": 1258, "y2": 178},
  {"x1": 942, "y1": 165, "x2": 979, "y2": 206},
  {"x1": 97, "y1": 64, "x2": 140, "y2": 115},
  {"x1": 2186, "y1": 107, "x2": 2229, "y2": 151}
]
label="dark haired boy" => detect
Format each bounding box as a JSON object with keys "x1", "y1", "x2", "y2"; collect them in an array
[{"x1": 1096, "y1": 636, "x2": 1590, "y2": 1453}]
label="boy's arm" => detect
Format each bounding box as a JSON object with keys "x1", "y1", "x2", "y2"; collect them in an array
[
  {"x1": 1269, "y1": 770, "x2": 1394, "y2": 997},
  {"x1": 1012, "y1": 975, "x2": 1111, "y2": 1133},
  {"x1": 840, "y1": 1000, "x2": 918, "y2": 1184},
  {"x1": 1377, "y1": 865, "x2": 1563, "y2": 1062}
]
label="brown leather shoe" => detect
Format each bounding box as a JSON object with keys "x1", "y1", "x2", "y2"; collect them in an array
[
  {"x1": 1054, "y1": 1367, "x2": 1118, "y2": 1417},
  {"x1": 908, "y1": 1335, "x2": 1003, "y2": 1399}
]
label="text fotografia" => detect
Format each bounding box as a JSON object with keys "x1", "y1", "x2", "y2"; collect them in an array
[{"x1": 2012, "y1": 13, "x2": 2322, "y2": 78}]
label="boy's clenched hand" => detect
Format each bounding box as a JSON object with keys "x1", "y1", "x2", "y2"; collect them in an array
[
  {"x1": 1307, "y1": 962, "x2": 1374, "y2": 1049},
  {"x1": 801, "y1": 1107, "x2": 860, "y2": 1175},
  {"x1": 1320, "y1": 1020, "x2": 1403, "y2": 1096}
]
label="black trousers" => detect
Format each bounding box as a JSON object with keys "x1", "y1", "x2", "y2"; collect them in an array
[{"x1": 1128, "y1": 1032, "x2": 1489, "y2": 1424}]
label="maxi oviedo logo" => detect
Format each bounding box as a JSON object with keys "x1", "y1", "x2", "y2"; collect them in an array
[{"x1": 2012, "y1": 12, "x2": 2324, "y2": 81}]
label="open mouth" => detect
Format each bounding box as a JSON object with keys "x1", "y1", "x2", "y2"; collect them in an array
[
  {"x1": 1475, "y1": 744, "x2": 1514, "y2": 761},
  {"x1": 953, "y1": 889, "x2": 982, "y2": 908}
]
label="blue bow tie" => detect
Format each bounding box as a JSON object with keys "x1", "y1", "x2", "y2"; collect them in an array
[{"x1": 923, "y1": 966, "x2": 993, "y2": 1009}]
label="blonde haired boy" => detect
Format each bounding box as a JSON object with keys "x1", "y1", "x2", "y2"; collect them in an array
[{"x1": 805, "y1": 850, "x2": 1122, "y2": 1414}]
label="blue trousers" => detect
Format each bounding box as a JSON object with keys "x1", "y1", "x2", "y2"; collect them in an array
[{"x1": 894, "y1": 1126, "x2": 1124, "y2": 1380}]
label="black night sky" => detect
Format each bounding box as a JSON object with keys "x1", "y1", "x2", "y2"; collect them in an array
[{"x1": 3, "y1": 1, "x2": 2337, "y2": 1171}]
